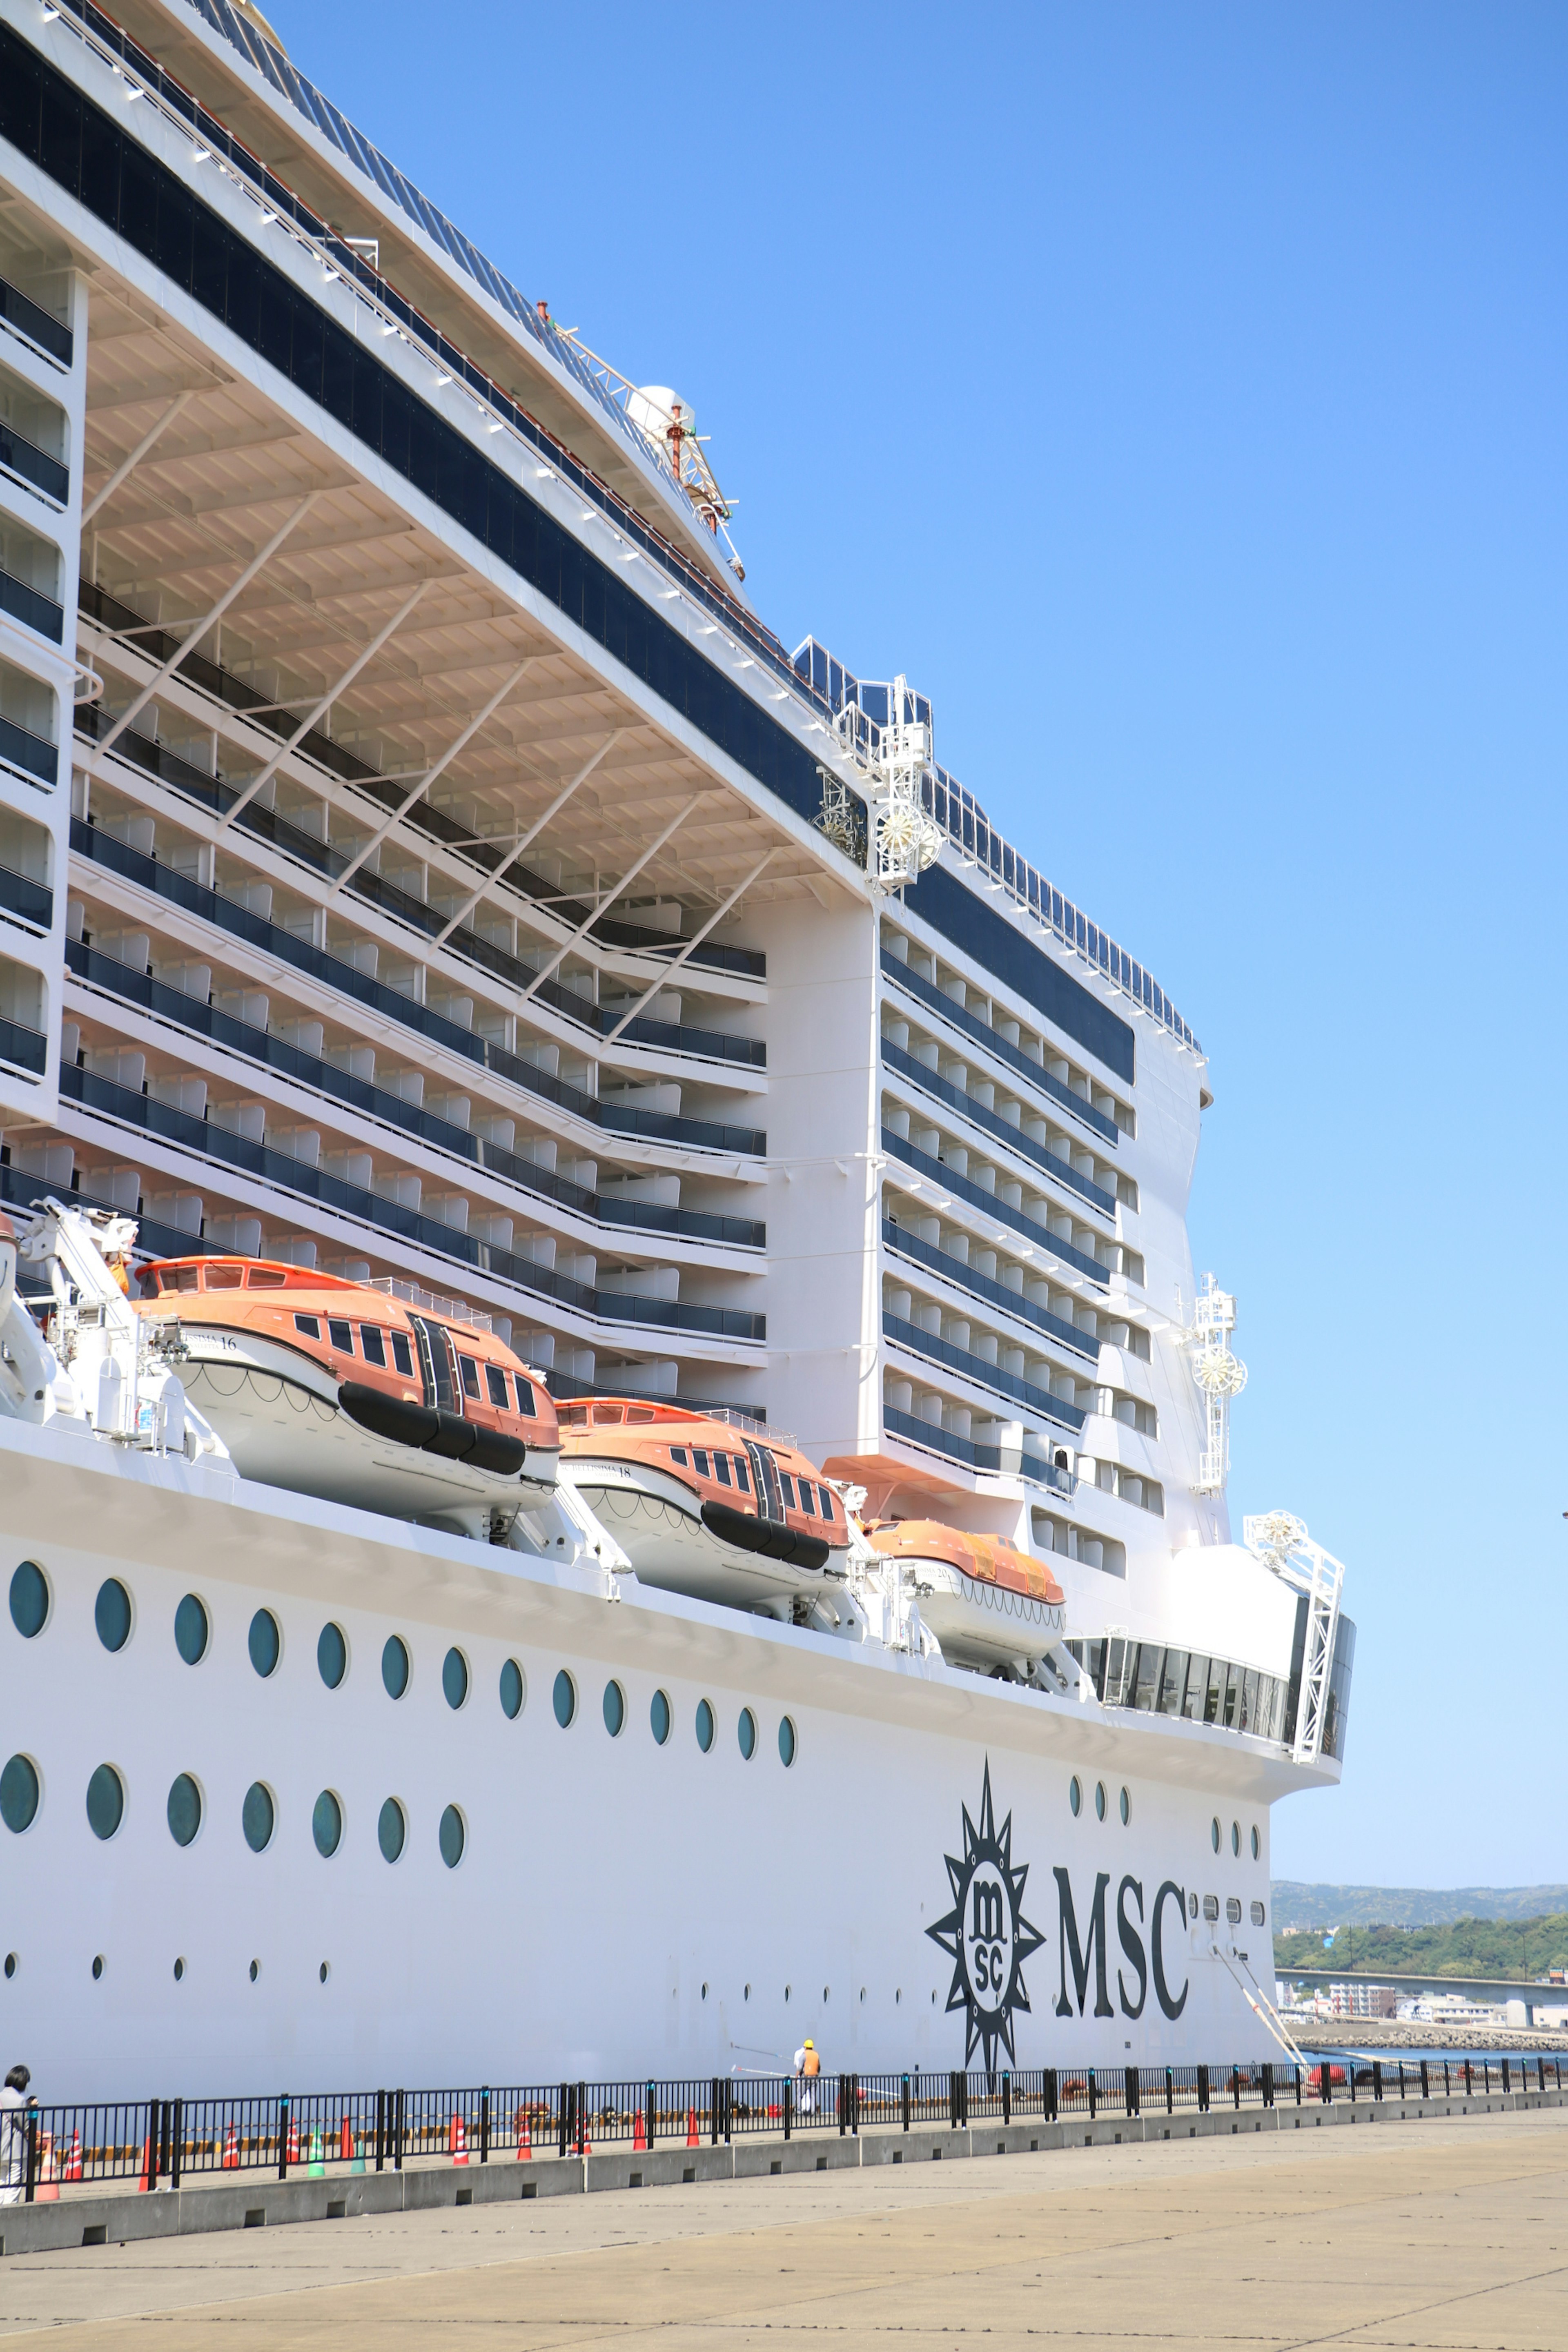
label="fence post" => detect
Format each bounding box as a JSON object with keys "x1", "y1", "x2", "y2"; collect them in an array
[
  {"x1": 1501, "y1": 2059, "x2": 1511, "y2": 2096},
  {"x1": 783, "y1": 2079, "x2": 792, "y2": 2141},
  {"x1": 1320, "y1": 2063, "x2": 1331, "y2": 2106},
  {"x1": 395, "y1": 2090, "x2": 405, "y2": 2172},
  {"x1": 172, "y1": 2098, "x2": 183, "y2": 2188},
  {"x1": 23, "y1": 2107, "x2": 37, "y2": 2204},
  {"x1": 1088, "y1": 2069, "x2": 1097, "y2": 2122},
  {"x1": 480, "y1": 2087, "x2": 490, "y2": 2164},
  {"x1": 1398, "y1": 2062, "x2": 1406, "y2": 2103},
  {"x1": 949, "y1": 2070, "x2": 958, "y2": 2130},
  {"x1": 902, "y1": 2074, "x2": 911, "y2": 2134},
  {"x1": 276, "y1": 2095, "x2": 287, "y2": 2182},
  {"x1": 1261, "y1": 2063, "x2": 1272, "y2": 2110},
  {"x1": 1045, "y1": 2067, "x2": 1058, "y2": 2123},
  {"x1": 837, "y1": 2075, "x2": 846, "y2": 2137},
  {"x1": 646, "y1": 2081, "x2": 656, "y2": 2150},
  {"x1": 961, "y1": 2072, "x2": 969, "y2": 2127},
  {"x1": 1165, "y1": 2067, "x2": 1174, "y2": 2116},
  {"x1": 724, "y1": 2080, "x2": 733, "y2": 2147},
  {"x1": 1002, "y1": 2071, "x2": 1011, "y2": 2127},
  {"x1": 1420, "y1": 2062, "x2": 1430, "y2": 2102},
  {"x1": 1465, "y1": 2061, "x2": 1472, "y2": 2096},
  {"x1": 1443, "y1": 2062, "x2": 1450, "y2": 2099},
  {"x1": 1483, "y1": 2062, "x2": 1490, "y2": 2095},
  {"x1": 375, "y1": 2090, "x2": 385, "y2": 2172},
  {"x1": 712, "y1": 2077, "x2": 721, "y2": 2148},
  {"x1": 1294, "y1": 2066, "x2": 1301, "y2": 2106},
  {"x1": 1197, "y1": 2064, "x2": 1209, "y2": 2115},
  {"x1": 1349, "y1": 2064, "x2": 1356, "y2": 2105},
  {"x1": 557, "y1": 2085, "x2": 568, "y2": 2160}
]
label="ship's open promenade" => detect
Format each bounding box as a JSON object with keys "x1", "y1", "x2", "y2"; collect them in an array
[{"x1": 1, "y1": 2106, "x2": 1565, "y2": 2348}]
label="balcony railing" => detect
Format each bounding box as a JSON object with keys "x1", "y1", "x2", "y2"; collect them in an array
[
  {"x1": 0, "y1": 566, "x2": 64, "y2": 645},
  {"x1": 69, "y1": 819, "x2": 766, "y2": 1159},
  {"x1": 65, "y1": 939, "x2": 765, "y2": 1252},
  {"x1": 882, "y1": 1403, "x2": 1077, "y2": 1497},
  {"x1": 0, "y1": 712, "x2": 57, "y2": 787},
  {"x1": 882, "y1": 1311, "x2": 1086, "y2": 1433},
  {"x1": 58, "y1": 1062, "x2": 765, "y2": 1343},
  {"x1": 0, "y1": 419, "x2": 70, "y2": 507},
  {"x1": 881, "y1": 1218, "x2": 1099, "y2": 1363},
  {"x1": 0, "y1": 1013, "x2": 46, "y2": 1076},
  {"x1": 880, "y1": 952, "x2": 1121, "y2": 1145},
  {"x1": 0, "y1": 270, "x2": 72, "y2": 367},
  {"x1": 881, "y1": 1039, "x2": 1118, "y2": 1218},
  {"x1": 0, "y1": 862, "x2": 53, "y2": 933},
  {"x1": 881, "y1": 1129, "x2": 1109, "y2": 1289}
]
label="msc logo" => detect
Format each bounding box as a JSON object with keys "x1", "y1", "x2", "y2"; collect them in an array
[{"x1": 927, "y1": 1760, "x2": 1045, "y2": 2069}]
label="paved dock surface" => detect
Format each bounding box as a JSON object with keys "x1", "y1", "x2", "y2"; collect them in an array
[{"x1": 1, "y1": 2107, "x2": 1565, "y2": 2348}]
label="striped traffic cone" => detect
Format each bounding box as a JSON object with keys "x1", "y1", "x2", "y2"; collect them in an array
[
  {"x1": 136, "y1": 2135, "x2": 152, "y2": 2192},
  {"x1": 307, "y1": 2127, "x2": 325, "y2": 2178},
  {"x1": 515, "y1": 2109, "x2": 531, "y2": 2161},
  {"x1": 340, "y1": 2117, "x2": 354, "y2": 2165},
  {"x1": 450, "y1": 2114, "x2": 468, "y2": 2167},
  {"x1": 287, "y1": 2116, "x2": 300, "y2": 2165},
  {"x1": 36, "y1": 2133, "x2": 59, "y2": 2202},
  {"x1": 64, "y1": 2129, "x2": 82, "y2": 2182},
  {"x1": 633, "y1": 2107, "x2": 646, "y2": 2152},
  {"x1": 686, "y1": 2108, "x2": 699, "y2": 2149},
  {"x1": 221, "y1": 2121, "x2": 239, "y2": 2170}
]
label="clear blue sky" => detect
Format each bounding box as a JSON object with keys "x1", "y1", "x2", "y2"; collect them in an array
[{"x1": 282, "y1": 1, "x2": 1565, "y2": 1888}]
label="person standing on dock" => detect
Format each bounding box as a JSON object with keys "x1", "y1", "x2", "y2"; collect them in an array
[
  {"x1": 793, "y1": 2038, "x2": 821, "y2": 2116},
  {"x1": 0, "y1": 2066, "x2": 32, "y2": 2204}
]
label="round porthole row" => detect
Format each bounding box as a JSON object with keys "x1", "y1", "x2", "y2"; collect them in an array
[
  {"x1": 1069, "y1": 1774, "x2": 1082, "y2": 1818},
  {"x1": 94, "y1": 1577, "x2": 132, "y2": 1654},
  {"x1": 650, "y1": 1689, "x2": 671, "y2": 1745},
  {"x1": 381, "y1": 1634, "x2": 409, "y2": 1699},
  {"x1": 1094, "y1": 1780, "x2": 1107, "y2": 1823},
  {"x1": 602, "y1": 1679, "x2": 625, "y2": 1737},
  {"x1": 249, "y1": 1608, "x2": 281, "y2": 1679},
  {"x1": 695, "y1": 1699, "x2": 715, "y2": 1753},
  {"x1": 378, "y1": 1797, "x2": 405, "y2": 1863},
  {"x1": 3, "y1": 1953, "x2": 15, "y2": 1980},
  {"x1": 438, "y1": 1804, "x2": 465, "y2": 1869},
  {"x1": 1211, "y1": 1815, "x2": 1221, "y2": 1853},
  {"x1": 312, "y1": 1790, "x2": 342, "y2": 1859},
  {"x1": 499, "y1": 1659, "x2": 525, "y2": 1719},
  {"x1": 777, "y1": 1715, "x2": 796, "y2": 1768},
  {"x1": 1231, "y1": 1820, "x2": 1240, "y2": 1857},
  {"x1": 173, "y1": 1957, "x2": 186, "y2": 1983},
  {"x1": 552, "y1": 1669, "x2": 575, "y2": 1728},
  {"x1": 166, "y1": 1772, "x2": 202, "y2": 1848},
  {"x1": 242, "y1": 1782, "x2": 274, "y2": 1854},
  {"x1": 91, "y1": 1955, "x2": 104, "y2": 1982},
  {"x1": 442, "y1": 1647, "x2": 468, "y2": 1711},
  {"x1": 174, "y1": 1593, "x2": 208, "y2": 1666},
  {"x1": 1119, "y1": 1786, "x2": 1131, "y2": 1826},
  {"x1": 86, "y1": 1763, "x2": 124, "y2": 1842},
  {"x1": 9, "y1": 1561, "x2": 48, "y2": 1638},
  {"x1": 317, "y1": 1622, "x2": 347, "y2": 1690},
  {"x1": 1, "y1": 1754, "x2": 39, "y2": 1835},
  {"x1": 737, "y1": 1706, "x2": 756, "y2": 1761},
  {"x1": 248, "y1": 1960, "x2": 260, "y2": 1984},
  {"x1": 1251, "y1": 1824, "x2": 1261, "y2": 1861}
]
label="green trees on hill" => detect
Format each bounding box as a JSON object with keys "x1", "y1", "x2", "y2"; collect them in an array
[{"x1": 1274, "y1": 1914, "x2": 1568, "y2": 1981}]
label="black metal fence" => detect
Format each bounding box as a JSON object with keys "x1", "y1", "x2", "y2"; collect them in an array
[{"x1": 7, "y1": 2056, "x2": 1561, "y2": 2202}]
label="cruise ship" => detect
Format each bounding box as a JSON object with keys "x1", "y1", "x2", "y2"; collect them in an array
[{"x1": 0, "y1": 0, "x2": 1354, "y2": 2103}]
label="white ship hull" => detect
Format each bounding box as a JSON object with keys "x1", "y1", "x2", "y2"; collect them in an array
[
  {"x1": 2, "y1": 1421, "x2": 1302, "y2": 2105},
  {"x1": 561, "y1": 1456, "x2": 855, "y2": 1621},
  {"x1": 912, "y1": 1562, "x2": 1067, "y2": 1673}
]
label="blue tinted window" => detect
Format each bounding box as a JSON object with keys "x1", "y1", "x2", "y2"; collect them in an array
[
  {"x1": 603, "y1": 1680, "x2": 624, "y2": 1737},
  {"x1": 167, "y1": 1773, "x2": 202, "y2": 1847},
  {"x1": 248, "y1": 1610, "x2": 280, "y2": 1678},
  {"x1": 552, "y1": 1670, "x2": 575, "y2": 1728},
  {"x1": 777, "y1": 1717, "x2": 797, "y2": 1769},
  {"x1": 8, "y1": 1563, "x2": 47, "y2": 1638},
  {"x1": 312, "y1": 1791, "x2": 342, "y2": 1858},
  {"x1": 378, "y1": 1798, "x2": 405, "y2": 1863},
  {"x1": 94, "y1": 1579, "x2": 131, "y2": 1653},
  {"x1": 175, "y1": 1595, "x2": 208, "y2": 1665},
  {"x1": 439, "y1": 1804, "x2": 464, "y2": 1868},
  {"x1": 381, "y1": 1635, "x2": 409, "y2": 1699},
  {"x1": 499, "y1": 1659, "x2": 524, "y2": 1719},
  {"x1": 650, "y1": 1689, "x2": 671, "y2": 1745},
  {"x1": 0, "y1": 1755, "x2": 39, "y2": 1833},
  {"x1": 737, "y1": 1708, "x2": 756, "y2": 1761},
  {"x1": 442, "y1": 1648, "x2": 468, "y2": 1710},
  {"x1": 317, "y1": 1623, "x2": 347, "y2": 1689},
  {"x1": 242, "y1": 1783, "x2": 274, "y2": 1853},
  {"x1": 86, "y1": 1764, "x2": 124, "y2": 1841},
  {"x1": 695, "y1": 1699, "x2": 715, "y2": 1753}
]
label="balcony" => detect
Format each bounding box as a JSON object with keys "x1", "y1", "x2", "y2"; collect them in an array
[
  {"x1": 882, "y1": 1404, "x2": 1077, "y2": 1497},
  {"x1": 0, "y1": 862, "x2": 52, "y2": 934},
  {"x1": 0, "y1": 271, "x2": 72, "y2": 369},
  {"x1": 882, "y1": 1310, "x2": 1086, "y2": 1433},
  {"x1": 0, "y1": 419, "x2": 69, "y2": 508},
  {"x1": 880, "y1": 951, "x2": 1120, "y2": 1145},
  {"x1": 65, "y1": 938, "x2": 765, "y2": 1251},
  {"x1": 70, "y1": 820, "x2": 766, "y2": 1159},
  {"x1": 881, "y1": 1128, "x2": 1109, "y2": 1289},
  {"x1": 58, "y1": 1062, "x2": 765, "y2": 1343},
  {"x1": 881, "y1": 1218, "x2": 1098, "y2": 1363},
  {"x1": 0, "y1": 566, "x2": 64, "y2": 646},
  {"x1": 0, "y1": 1012, "x2": 46, "y2": 1076},
  {"x1": 882, "y1": 1039, "x2": 1118, "y2": 1218},
  {"x1": 0, "y1": 712, "x2": 56, "y2": 788}
]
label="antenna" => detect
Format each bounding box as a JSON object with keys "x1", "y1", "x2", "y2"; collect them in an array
[{"x1": 1185, "y1": 1272, "x2": 1247, "y2": 1495}]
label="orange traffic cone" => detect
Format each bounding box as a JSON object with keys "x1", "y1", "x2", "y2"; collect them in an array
[
  {"x1": 340, "y1": 2116, "x2": 354, "y2": 2164},
  {"x1": 515, "y1": 2109, "x2": 531, "y2": 2161},
  {"x1": 686, "y1": 2107, "x2": 699, "y2": 2149},
  {"x1": 36, "y1": 2133, "x2": 59, "y2": 2202},
  {"x1": 136, "y1": 2135, "x2": 152, "y2": 2192},
  {"x1": 633, "y1": 2107, "x2": 646, "y2": 2152},
  {"x1": 221, "y1": 2121, "x2": 239, "y2": 2170},
  {"x1": 450, "y1": 2114, "x2": 468, "y2": 2167},
  {"x1": 287, "y1": 2116, "x2": 300, "y2": 2165},
  {"x1": 63, "y1": 2128, "x2": 82, "y2": 2182}
]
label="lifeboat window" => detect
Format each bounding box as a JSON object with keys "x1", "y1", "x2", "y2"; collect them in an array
[
  {"x1": 390, "y1": 1332, "x2": 414, "y2": 1378},
  {"x1": 294, "y1": 1314, "x2": 321, "y2": 1339},
  {"x1": 162, "y1": 1265, "x2": 200, "y2": 1293},
  {"x1": 778, "y1": 1472, "x2": 797, "y2": 1510},
  {"x1": 692, "y1": 1448, "x2": 710, "y2": 1477},
  {"x1": 798, "y1": 1481, "x2": 816, "y2": 1516},
  {"x1": 513, "y1": 1376, "x2": 536, "y2": 1416},
  {"x1": 458, "y1": 1354, "x2": 481, "y2": 1401},
  {"x1": 592, "y1": 1404, "x2": 623, "y2": 1425},
  {"x1": 817, "y1": 1486, "x2": 835, "y2": 1520},
  {"x1": 669, "y1": 1446, "x2": 688, "y2": 1466},
  {"x1": 627, "y1": 1406, "x2": 655, "y2": 1423},
  {"x1": 206, "y1": 1265, "x2": 243, "y2": 1289},
  {"x1": 360, "y1": 1327, "x2": 386, "y2": 1368},
  {"x1": 714, "y1": 1453, "x2": 733, "y2": 1488},
  {"x1": 733, "y1": 1457, "x2": 749, "y2": 1492},
  {"x1": 328, "y1": 1319, "x2": 353, "y2": 1353},
  {"x1": 247, "y1": 1268, "x2": 287, "y2": 1288},
  {"x1": 485, "y1": 1364, "x2": 509, "y2": 1409},
  {"x1": 559, "y1": 1403, "x2": 588, "y2": 1426}
]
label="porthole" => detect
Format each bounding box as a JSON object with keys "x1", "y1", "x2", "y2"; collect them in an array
[
  {"x1": 378, "y1": 1797, "x2": 405, "y2": 1863},
  {"x1": 1069, "y1": 1775, "x2": 1082, "y2": 1817},
  {"x1": 1119, "y1": 1786, "x2": 1130, "y2": 1826},
  {"x1": 777, "y1": 1715, "x2": 797, "y2": 1768},
  {"x1": 695, "y1": 1699, "x2": 715, "y2": 1753},
  {"x1": 249, "y1": 1609, "x2": 281, "y2": 1679},
  {"x1": 166, "y1": 1773, "x2": 202, "y2": 1848},
  {"x1": 895, "y1": 1989, "x2": 902, "y2": 2005},
  {"x1": 859, "y1": 1987, "x2": 866, "y2": 2004},
  {"x1": 602, "y1": 1679, "x2": 625, "y2": 1737},
  {"x1": 499, "y1": 1659, "x2": 525, "y2": 1719},
  {"x1": 650, "y1": 1689, "x2": 672, "y2": 1745},
  {"x1": 442, "y1": 1647, "x2": 469, "y2": 1711},
  {"x1": 174, "y1": 1594, "x2": 208, "y2": 1666},
  {"x1": 931, "y1": 1990, "x2": 937, "y2": 2006},
  {"x1": 552, "y1": 1669, "x2": 576, "y2": 1728},
  {"x1": 0, "y1": 1755, "x2": 39, "y2": 1834},
  {"x1": 1231, "y1": 1820, "x2": 1240, "y2": 1857},
  {"x1": 242, "y1": 1782, "x2": 274, "y2": 1854},
  {"x1": 91, "y1": 1955, "x2": 104, "y2": 1981},
  {"x1": 439, "y1": 1804, "x2": 465, "y2": 1868},
  {"x1": 1211, "y1": 1816, "x2": 1221, "y2": 1853},
  {"x1": 822, "y1": 1985, "x2": 830, "y2": 2002},
  {"x1": 249, "y1": 1959, "x2": 260, "y2": 1983},
  {"x1": 173, "y1": 1957, "x2": 185, "y2": 1983},
  {"x1": 94, "y1": 1578, "x2": 131, "y2": 1653},
  {"x1": 86, "y1": 1764, "x2": 124, "y2": 1842},
  {"x1": 737, "y1": 1706, "x2": 756, "y2": 1760},
  {"x1": 1251, "y1": 1824, "x2": 1261, "y2": 1861},
  {"x1": 319, "y1": 1962, "x2": 330, "y2": 1984},
  {"x1": 317, "y1": 1623, "x2": 347, "y2": 1690},
  {"x1": 9, "y1": 1561, "x2": 48, "y2": 1638},
  {"x1": 744, "y1": 1984, "x2": 751, "y2": 2001},
  {"x1": 1094, "y1": 1780, "x2": 1106, "y2": 1823},
  {"x1": 701, "y1": 1982, "x2": 708, "y2": 2001},
  {"x1": 784, "y1": 1984, "x2": 792, "y2": 2002},
  {"x1": 3, "y1": 1953, "x2": 14, "y2": 1979},
  {"x1": 312, "y1": 1790, "x2": 342, "y2": 1858},
  {"x1": 381, "y1": 1634, "x2": 409, "y2": 1699}
]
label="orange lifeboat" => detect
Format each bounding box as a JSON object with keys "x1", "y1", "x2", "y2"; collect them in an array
[
  {"x1": 555, "y1": 1400, "x2": 855, "y2": 1621},
  {"x1": 864, "y1": 1520, "x2": 1066, "y2": 1670},
  {"x1": 134, "y1": 1258, "x2": 559, "y2": 1519}
]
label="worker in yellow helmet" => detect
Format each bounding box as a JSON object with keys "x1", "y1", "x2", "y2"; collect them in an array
[{"x1": 793, "y1": 2035, "x2": 822, "y2": 2116}]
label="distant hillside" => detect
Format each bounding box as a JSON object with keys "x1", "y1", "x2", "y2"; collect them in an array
[
  {"x1": 1274, "y1": 1913, "x2": 1568, "y2": 1982},
  {"x1": 1272, "y1": 1882, "x2": 1568, "y2": 1929}
]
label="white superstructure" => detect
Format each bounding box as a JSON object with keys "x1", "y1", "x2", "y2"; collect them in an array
[{"x1": 0, "y1": 0, "x2": 1354, "y2": 2101}]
